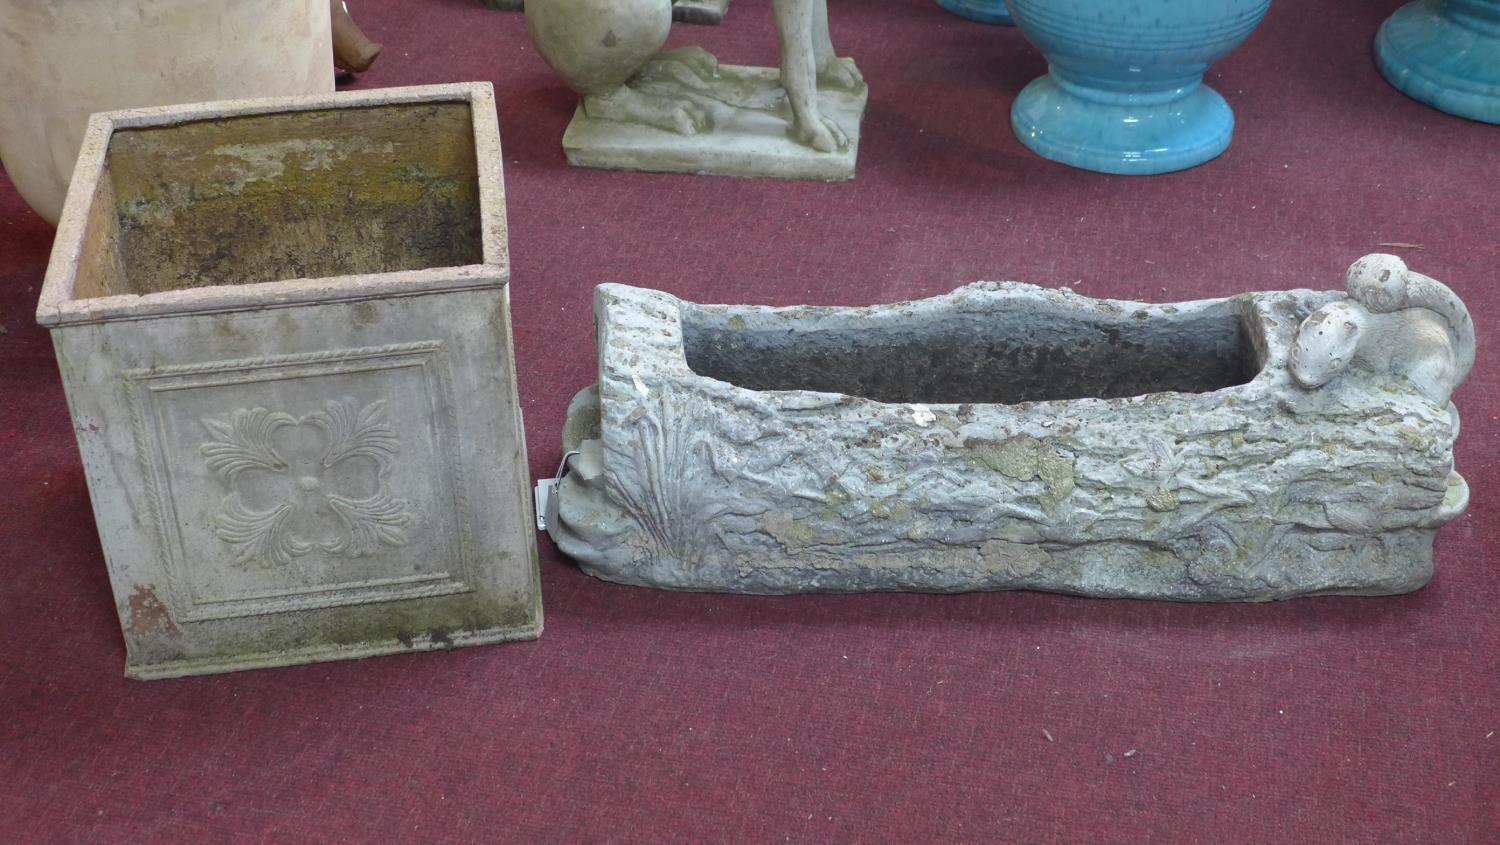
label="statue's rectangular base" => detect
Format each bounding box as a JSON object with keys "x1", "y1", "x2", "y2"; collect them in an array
[{"x1": 562, "y1": 64, "x2": 867, "y2": 182}]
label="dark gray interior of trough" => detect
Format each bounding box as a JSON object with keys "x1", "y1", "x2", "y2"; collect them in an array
[{"x1": 681, "y1": 301, "x2": 1262, "y2": 404}]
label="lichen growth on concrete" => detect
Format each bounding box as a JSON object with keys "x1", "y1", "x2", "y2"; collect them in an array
[{"x1": 553, "y1": 262, "x2": 1472, "y2": 600}]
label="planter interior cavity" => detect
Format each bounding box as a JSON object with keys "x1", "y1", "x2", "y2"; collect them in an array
[
  {"x1": 682, "y1": 299, "x2": 1262, "y2": 405},
  {"x1": 38, "y1": 85, "x2": 540, "y2": 679},
  {"x1": 76, "y1": 102, "x2": 482, "y2": 299}
]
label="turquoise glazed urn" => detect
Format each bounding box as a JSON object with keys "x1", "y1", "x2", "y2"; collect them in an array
[
  {"x1": 1007, "y1": 0, "x2": 1272, "y2": 174},
  {"x1": 938, "y1": 0, "x2": 1013, "y2": 26},
  {"x1": 1376, "y1": 0, "x2": 1500, "y2": 124}
]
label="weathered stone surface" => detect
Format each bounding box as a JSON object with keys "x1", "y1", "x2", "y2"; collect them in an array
[
  {"x1": 560, "y1": 60, "x2": 867, "y2": 181},
  {"x1": 549, "y1": 256, "x2": 1472, "y2": 600},
  {"x1": 37, "y1": 84, "x2": 541, "y2": 678},
  {"x1": 524, "y1": 0, "x2": 866, "y2": 178}
]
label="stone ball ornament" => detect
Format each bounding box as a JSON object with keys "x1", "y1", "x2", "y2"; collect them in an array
[{"x1": 525, "y1": 0, "x2": 674, "y2": 96}]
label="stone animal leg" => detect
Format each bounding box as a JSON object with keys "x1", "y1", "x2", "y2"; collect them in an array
[
  {"x1": 811, "y1": 0, "x2": 835, "y2": 68},
  {"x1": 773, "y1": 0, "x2": 845, "y2": 152},
  {"x1": 818, "y1": 57, "x2": 864, "y2": 92},
  {"x1": 811, "y1": 0, "x2": 863, "y2": 90},
  {"x1": 583, "y1": 85, "x2": 711, "y2": 136}
]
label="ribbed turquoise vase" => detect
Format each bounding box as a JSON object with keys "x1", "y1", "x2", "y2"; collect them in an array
[
  {"x1": 1007, "y1": 0, "x2": 1272, "y2": 175},
  {"x1": 937, "y1": 0, "x2": 1013, "y2": 25},
  {"x1": 1375, "y1": 0, "x2": 1500, "y2": 124}
]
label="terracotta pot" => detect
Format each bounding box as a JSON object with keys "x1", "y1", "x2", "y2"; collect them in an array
[{"x1": 0, "y1": 0, "x2": 334, "y2": 225}]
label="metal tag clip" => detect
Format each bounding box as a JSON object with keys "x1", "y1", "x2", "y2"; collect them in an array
[{"x1": 534, "y1": 450, "x2": 579, "y2": 532}]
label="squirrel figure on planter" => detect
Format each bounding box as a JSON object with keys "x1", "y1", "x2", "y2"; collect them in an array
[{"x1": 1290, "y1": 254, "x2": 1474, "y2": 411}]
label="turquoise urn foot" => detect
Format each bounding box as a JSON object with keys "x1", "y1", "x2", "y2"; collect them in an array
[
  {"x1": 937, "y1": 0, "x2": 1013, "y2": 26},
  {"x1": 1007, "y1": 0, "x2": 1272, "y2": 175},
  {"x1": 1375, "y1": 0, "x2": 1500, "y2": 124},
  {"x1": 1011, "y1": 73, "x2": 1234, "y2": 176}
]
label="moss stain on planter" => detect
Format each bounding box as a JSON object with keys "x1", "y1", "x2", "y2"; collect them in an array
[
  {"x1": 98, "y1": 103, "x2": 483, "y2": 295},
  {"x1": 129, "y1": 591, "x2": 540, "y2": 677},
  {"x1": 554, "y1": 275, "x2": 1470, "y2": 599}
]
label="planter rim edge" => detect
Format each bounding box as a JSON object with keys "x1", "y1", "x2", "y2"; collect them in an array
[{"x1": 36, "y1": 82, "x2": 509, "y2": 328}]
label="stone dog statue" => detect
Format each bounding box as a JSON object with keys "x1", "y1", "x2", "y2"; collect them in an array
[
  {"x1": 525, "y1": 0, "x2": 863, "y2": 152},
  {"x1": 1290, "y1": 253, "x2": 1475, "y2": 416}
]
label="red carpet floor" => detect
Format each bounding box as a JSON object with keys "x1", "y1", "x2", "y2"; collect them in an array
[{"x1": 2, "y1": 0, "x2": 1497, "y2": 841}]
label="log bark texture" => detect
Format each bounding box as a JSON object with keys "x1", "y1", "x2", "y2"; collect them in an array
[{"x1": 552, "y1": 258, "x2": 1471, "y2": 600}]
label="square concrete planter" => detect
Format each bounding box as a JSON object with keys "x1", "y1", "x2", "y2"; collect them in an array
[{"x1": 36, "y1": 83, "x2": 541, "y2": 679}]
